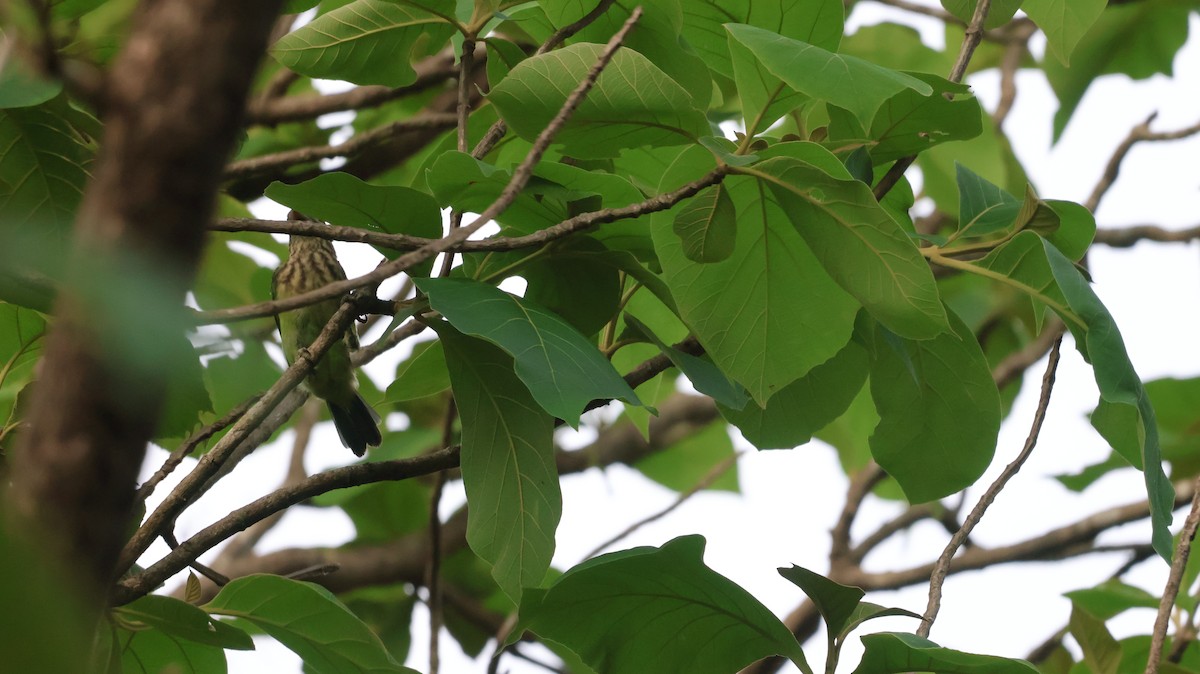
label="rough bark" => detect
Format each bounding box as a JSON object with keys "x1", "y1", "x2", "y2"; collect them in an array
[{"x1": 7, "y1": 0, "x2": 284, "y2": 606}]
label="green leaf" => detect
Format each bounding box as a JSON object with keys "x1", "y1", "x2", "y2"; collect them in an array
[
  {"x1": 520, "y1": 238, "x2": 623, "y2": 336},
  {"x1": 955, "y1": 162, "x2": 1023, "y2": 239},
  {"x1": 651, "y1": 147, "x2": 860, "y2": 405},
  {"x1": 436, "y1": 325, "x2": 560, "y2": 603},
  {"x1": 385, "y1": 340, "x2": 451, "y2": 403},
  {"x1": 1022, "y1": 0, "x2": 1106, "y2": 65},
  {"x1": 841, "y1": 23, "x2": 950, "y2": 76},
  {"x1": 265, "y1": 172, "x2": 442, "y2": 270},
  {"x1": 485, "y1": 36, "x2": 527, "y2": 88},
  {"x1": 0, "y1": 101, "x2": 93, "y2": 256},
  {"x1": 155, "y1": 334, "x2": 213, "y2": 441},
  {"x1": 515, "y1": 535, "x2": 812, "y2": 674},
  {"x1": 271, "y1": 0, "x2": 454, "y2": 86},
  {"x1": 672, "y1": 183, "x2": 737, "y2": 263},
  {"x1": 727, "y1": 29, "x2": 808, "y2": 137},
  {"x1": 624, "y1": 313, "x2": 749, "y2": 411},
  {"x1": 0, "y1": 303, "x2": 46, "y2": 432},
  {"x1": 940, "y1": 0, "x2": 1023, "y2": 30},
  {"x1": 0, "y1": 54, "x2": 62, "y2": 108},
  {"x1": 868, "y1": 310, "x2": 1001, "y2": 503},
  {"x1": 116, "y1": 595, "x2": 253, "y2": 650},
  {"x1": 918, "y1": 116, "x2": 1027, "y2": 218},
  {"x1": 426, "y1": 151, "x2": 563, "y2": 233},
  {"x1": 1042, "y1": 199, "x2": 1095, "y2": 261},
  {"x1": 1043, "y1": 0, "x2": 1195, "y2": 140},
  {"x1": 415, "y1": 277, "x2": 641, "y2": 426},
  {"x1": 205, "y1": 575, "x2": 418, "y2": 673},
  {"x1": 829, "y1": 74, "x2": 982, "y2": 164},
  {"x1": 1042, "y1": 240, "x2": 1174, "y2": 560},
  {"x1": 852, "y1": 632, "x2": 1039, "y2": 674},
  {"x1": 119, "y1": 627, "x2": 228, "y2": 674},
  {"x1": 842, "y1": 602, "x2": 924, "y2": 637},
  {"x1": 488, "y1": 43, "x2": 709, "y2": 159},
  {"x1": 1065, "y1": 580, "x2": 1160, "y2": 621},
  {"x1": 541, "y1": 0, "x2": 713, "y2": 110},
  {"x1": 683, "y1": 0, "x2": 844, "y2": 78},
  {"x1": 635, "y1": 421, "x2": 740, "y2": 493},
  {"x1": 725, "y1": 23, "x2": 932, "y2": 128},
  {"x1": 1068, "y1": 605, "x2": 1121, "y2": 674},
  {"x1": 752, "y1": 155, "x2": 949, "y2": 339},
  {"x1": 777, "y1": 565, "x2": 863, "y2": 636},
  {"x1": 719, "y1": 336, "x2": 868, "y2": 450}
]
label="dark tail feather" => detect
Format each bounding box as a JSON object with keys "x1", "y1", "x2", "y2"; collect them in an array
[{"x1": 328, "y1": 394, "x2": 382, "y2": 456}]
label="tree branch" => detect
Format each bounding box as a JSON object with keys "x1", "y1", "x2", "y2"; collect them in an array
[
  {"x1": 1086, "y1": 113, "x2": 1200, "y2": 213},
  {"x1": 1146, "y1": 477, "x2": 1200, "y2": 674}
]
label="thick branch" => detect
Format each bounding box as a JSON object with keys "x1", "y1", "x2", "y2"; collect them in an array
[{"x1": 6, "y1": 0, "x2": 283, "y2": 606}]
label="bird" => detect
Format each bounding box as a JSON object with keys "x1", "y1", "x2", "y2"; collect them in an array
[{"x1": 271, "y1": 212, "x2": 382, "y2": 456}]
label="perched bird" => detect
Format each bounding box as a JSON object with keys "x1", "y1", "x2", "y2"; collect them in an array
[{"x1": 272, "y1": 214, "x2": 381, "y2": 456}]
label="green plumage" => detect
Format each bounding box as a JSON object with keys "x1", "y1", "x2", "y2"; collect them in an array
[{"x1": 272, "y1": 233, "x2": 381, "y2": 456}]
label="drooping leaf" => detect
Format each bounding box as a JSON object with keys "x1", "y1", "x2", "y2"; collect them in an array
[
  {"x1": 271, "y1": 0, "x2": 454, "y2": 86},
  {"x1": 852, "y1": 632, "x2": 1039, "y2": 674},
  {"x1": 868, "y1": 309, "x2": 1001, "y2": 503},
  {"x1": 725, "y1": 23, "x2": 933, "y2": 128},
  {"x1": 205, "y1": 574, "x2": 418, "y2": 673},
  {"x1": 437, "y1": 325, "x2": 560, "y2": 603},
  {"x1": 415, "y1": 277, "x2": 641, "y2": 426},
  {"x1": 652, "y1": 146, "x2": 860, "y2": 405},
  {"x1": 488, "y1": 43, "x2": 710, "y2": 159},
  {"x1": 752, "y1": 155, "x2": 949, "y2": 339},
  {"x1": 1042, "y1": 199, "x2": 1095, "y2": 261},
  {"x1": 719, "y1": 336, "x2": 868, "y2": 450},
  {"x1": 1022, "y1": 0, "x2": 1106, "y2": 65},
  {"x1": 514, "y1": 535, "x2": 812, "y2": 674}
]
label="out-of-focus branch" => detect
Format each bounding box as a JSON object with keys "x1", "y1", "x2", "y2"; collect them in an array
[
  {"x1": 1093, "y1": 224, "x2": 1200, "y2": 248},
  {"x1": 1087, "y1": 113, "x2": 1200, "y2": 212}
]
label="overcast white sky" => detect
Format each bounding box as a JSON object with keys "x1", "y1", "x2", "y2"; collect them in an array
[{"x1": 135, "y1": 3, "x2": 1200, "y2": 672}]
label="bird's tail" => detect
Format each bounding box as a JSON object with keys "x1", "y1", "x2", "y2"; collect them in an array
[{"x1": 328, "y1": 393, "x2": 382, "y2": 457}]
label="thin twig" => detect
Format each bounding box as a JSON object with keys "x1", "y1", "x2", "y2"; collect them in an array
[
  {"x1": 224, "y1": 113, "x2": 459, "y2": 180},
  {"x1": 113, "y1": 446, "x2": 462, "y2": 604},
  {"x1": 918, "y1": 337, "x2": 1062, "y2": 638},
  {"x1": 993, "y1": 22, "x2": 1036, "y2": 128},
  {"x1": 583, "y1": 450, "x2": 743, "y2": 560},
  {"x1": 873, "y1": 0, "x2": 994, "y2": 200},
  {"x1": 117, "y1": 301, "x2": 359, "y2": 574},
  {"x1": 471, "y1": 0, "x2": 619, "y2": 159},
  {"x1": 1146, "y1": 477, "x2": 1200, "y2": 674},
  {"x1": 134, "y1": 395, "x2": 260, "y2": 502},
  {"x1": 427, "y1": 399, "x2": 457, "y2": 674},
  {"x1": 1087, "y1": 114, "x2": 1200, "y2": 213}
]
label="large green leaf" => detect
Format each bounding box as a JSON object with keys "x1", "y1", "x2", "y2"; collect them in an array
[
  {"x1": 385, "y1": 339, "x2": 451, "y2": 403},
  {"x1": 514, "y1": 535, "x2": 812, "y2": 674},
  {"x1": 437, "y1": 325, "x2": 559, "y2": 603},
  {"x1": 1064, "y1": 580, "x2": 1160, "y2": 621},
  {"x1": 868, "y1": 310, "x2": 1001, "y2": 503},
  {"x1": 205, "y1": 575, "x2": 418, "y2": 673},
  {"x1": 415, "y1": 277, "x2": 641, "y2": 426},
  {"x1": 1043, "y1": 240, "x2": 1174, "y2": 560},
  {"x1": 1068, "y1": 605, "x2": 1121, "y2": 674},
  {"x1": 635, "y1": 421, "x2": 741, "y2": 493},
  {"x1": 623, "y1": 313, "x2": 748, "y2": 411},
  {"x1": 720, "y1": 335, "x2": 868, "y2": 450},
  {"x1": 542, "y1": 0, "x2": 712, "y2": 110},
  {"x1": 1043, "y1": 0, "x2": 1198, "y2": 140},
  {"x1": 118, "y1": 627, "x2": 227, "y2": 674},
  {"x1": 727, "y1": 29, "x2": 810, "y2": 138},
  {"x1": 265, "y1": 172, "x2": 442, "y2": 270},
  {"x1": 651, "y1": 146, "x2": 860, "y2": 405},
  {"x1": 852, "y1": 633, "x2": 1039, "y2": 674},
  {"x1": 751, "y1": 155, "x2": 949, "y2": 339},
  {"x1": 488, "y1": 43, "x2": 710, "y2": 159},
  {"x1": 271, "y1": 0, "x2": 454, "y2": 86},
  {"x1": 0, "y1": 54, "x2": 62, "y2": 108},
  {"x1": 725, "y1": 23, "x2": 932, "y2": 128},
  {"x1": 1022, "y1": 0, "x2": 1106, "y2": 65},
  {"x1": 683, "y1": 0, "x2": 844, "y2": 78}
]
